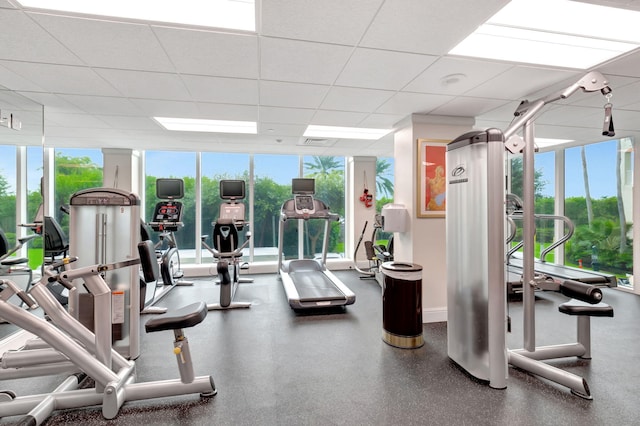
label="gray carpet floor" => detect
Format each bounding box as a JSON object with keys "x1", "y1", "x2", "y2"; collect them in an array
[{"x1": 0, "y1": 270, "x2": 637, "y2": 425}]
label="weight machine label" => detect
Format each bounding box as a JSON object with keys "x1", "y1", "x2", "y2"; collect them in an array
[{"x1": 112, "y1": 290, "x2": 125, "y2": 324}]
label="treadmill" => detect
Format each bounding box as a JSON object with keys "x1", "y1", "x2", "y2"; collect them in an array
[{"x1": 277, "y1": 178, "x2": 356, "y2": 310}]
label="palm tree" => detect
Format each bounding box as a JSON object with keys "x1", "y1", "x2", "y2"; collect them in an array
[
  {"x1": 304, "y1": 156, "x2": 342, "y2": 178},
  {"x1": 376, "y1": 159, "x2": 394, "y2": 198},
  {"x1": 581, "y1": 146, "x2": 593, "y2": 227}
]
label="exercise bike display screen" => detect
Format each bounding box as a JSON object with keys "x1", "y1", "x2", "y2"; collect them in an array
[
  {"x1": 152, "y1": 201, "x2": 183, "y2": 227},
  {"x1": 294, "y1": 195, "x2": 315, "y2": 212}
]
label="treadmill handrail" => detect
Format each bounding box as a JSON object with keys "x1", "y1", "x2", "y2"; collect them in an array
[{"x1": 507, "y1": 213, "x2": 574, "y2": 263}]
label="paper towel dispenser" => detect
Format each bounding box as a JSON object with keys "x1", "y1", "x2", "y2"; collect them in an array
[{"x1": 381, "y1": 203, "x2": 408, "y2": 232}]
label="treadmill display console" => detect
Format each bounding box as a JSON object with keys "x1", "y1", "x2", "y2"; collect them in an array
[{"x1": 294, "y1": 195, "x2": 315, "y2": 214}]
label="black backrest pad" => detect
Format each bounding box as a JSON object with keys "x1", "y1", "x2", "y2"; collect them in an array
[{"x1": 138, "y1": 240, "x2": 160, "y2": 283}]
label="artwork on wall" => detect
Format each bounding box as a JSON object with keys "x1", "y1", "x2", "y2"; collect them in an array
[{"x1": 417, "y1": 139, "x2": 449, "y2": 218}]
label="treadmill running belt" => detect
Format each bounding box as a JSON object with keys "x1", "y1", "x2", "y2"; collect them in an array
[{"x1": 289, "y1": 271, "x2": 345, "y2": 302}]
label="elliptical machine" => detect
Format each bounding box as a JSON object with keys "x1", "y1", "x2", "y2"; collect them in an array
[
  {"x1": 145, "y1": 179, "x2": 193, "y2": 311},
  {"x1": 353, "y1": 214, "x2": 394, "y2": 279},
  {"x1": 201, "y1": 179, "x2": 252, "y2": 310}
]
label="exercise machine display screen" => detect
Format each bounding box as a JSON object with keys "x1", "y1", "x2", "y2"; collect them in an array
[
  {"x1": 292, "y1": 178, "x2": 315, "y2": 194},
  {"x1": 294, "y1": 195, "x2": 315, "y2": 213},
  {"x1": 156, "y1": 178, "x2": 184, "y2": 199},
  {"x1": 220, "y1": 180, "x2": 245, "y2": 200}
]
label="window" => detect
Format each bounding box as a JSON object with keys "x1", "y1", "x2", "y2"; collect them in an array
[
  {"x1": 54, "y1": 148, "x2": 103, "y2": 234},
  {"x1": 200, "y1": 152, "x2": 249, "y2": 263},
  {"x1": 144, "y1": 151, "x2": 196, "y2": 262},
  {"x1": 303, "y1": 155, "x2": 345, "y2": 258},
  {"x1": 564, "y1": 140, "x2": 632, "y2": 285},
  {"x1": 253, "y1": 154, "x2": 298, "y2": 261}
]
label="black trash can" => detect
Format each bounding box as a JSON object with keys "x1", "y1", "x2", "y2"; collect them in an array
[{"x1": 381, "y1": 261, "x2": 424, "y2": 349}]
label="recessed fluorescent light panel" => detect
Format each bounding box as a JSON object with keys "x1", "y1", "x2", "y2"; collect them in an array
[
  {"x1": 154, "y1": 117, "x2": 257, "y2": 134},
  {"x1": 449, "y1": 0, "x2": 640, "y2": 69},
  {"x1": 17, "y1": 0, "x2": 255, "y2": 32},
  {"x1": 304, "y1": 125, "x2": 392, "y2": 140}
]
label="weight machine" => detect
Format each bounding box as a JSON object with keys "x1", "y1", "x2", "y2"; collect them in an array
[{"x1": 447, "y1": 71, "x2": 615, "y2": 398}]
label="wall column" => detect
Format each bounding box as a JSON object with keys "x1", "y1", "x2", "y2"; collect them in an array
[{"x1": 393, "y1": 114, "x2": 474, "y2": 323}]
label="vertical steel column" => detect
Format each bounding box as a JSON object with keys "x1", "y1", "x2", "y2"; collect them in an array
[{"x1": 522, "y1": 121, "x2": 536, "y2": 351}]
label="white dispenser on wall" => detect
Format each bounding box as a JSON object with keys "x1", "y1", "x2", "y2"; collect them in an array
[{"x1": 381, "y1": 203, "x2": 408, "y2": 232}]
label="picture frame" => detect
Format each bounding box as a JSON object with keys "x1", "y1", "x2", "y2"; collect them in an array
[{"x1": 417, "y1": 138, "x2": 449, "y2": 218}]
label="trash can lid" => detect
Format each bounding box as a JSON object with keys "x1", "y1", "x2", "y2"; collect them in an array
[{"x1": 381, "y1": 261, "x2": 422, "y2": 272}]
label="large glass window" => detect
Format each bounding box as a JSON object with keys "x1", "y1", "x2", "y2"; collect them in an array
[
  {"x1": 54, "y1": 148, "x2": 103, "y2": 234},
  {"x1": 145, "y1": 151, "x2": 196, "y2": 262},
  {"x1": 200, "y1": 152, "x2": 249, "y2": 263},
  {"x1": 303, "y1": 155, "x2": 345, "y2": 258},
  {"x1": 564, "y1": 139, "x2": 632, "y2": 285},
  {"x1": 0, "y1": 145, "x2": 17, "y2": 235},
  {"x1": 253, "y1": 154, "x2": 298, "y2": 262}
]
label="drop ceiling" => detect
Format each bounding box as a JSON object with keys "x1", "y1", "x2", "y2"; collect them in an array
[{"x1": 1, "y1": 0, "x2": 640, "y2": 157}]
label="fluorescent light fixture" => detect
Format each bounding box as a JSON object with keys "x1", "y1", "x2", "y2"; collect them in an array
[
  {"x1": 535, "y1": 138, "x2": 573, "y2": 148},
  {"x1": 304, "y1": 125, "x2": 392, "y2": 140},
  {"x1": 154, "y1": 117, "x2": 257, "y2": 134},
  {"x1": 17, "y1": 0, "x2": 255, "y2": 32},
  {"x1": 449, "y1": 0, "x2": 640, "y2": 69}
]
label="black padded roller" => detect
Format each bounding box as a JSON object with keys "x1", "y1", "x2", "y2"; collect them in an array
[{"x1": 559, "y1": 279, "x2": 602, "y2": 304}]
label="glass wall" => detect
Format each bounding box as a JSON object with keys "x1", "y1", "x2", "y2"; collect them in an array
[
  {"x1": 303, "y1": 155, "x2": 345, "y2": 258},
  {"x1": 144, "y1": 151, "x2": 196, "y2": 262},
  {"x1": 53, "y1": 148, "x2": 103, "y2": 233},
  {"x1": 200, "y1": 152, "x2": 250, "y2": 264},
  {"x1": 564, "y1": 139, "x2": 633, "y2": 286},
  {"x1": 254, "y1": 154, "x2": 298, "y2": 262}
]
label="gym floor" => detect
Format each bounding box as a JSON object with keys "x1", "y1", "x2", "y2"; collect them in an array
[{"x1": 0, "y1": 270, "x2": 638, "y2": 425}]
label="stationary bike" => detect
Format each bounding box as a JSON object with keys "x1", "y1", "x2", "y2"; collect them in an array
[
  {"x1": 145, "y1": 178, "x2": 193, "y2": 311},
  {"x1": 201, "y1": 179, "x2": 252, "y2": 310}
]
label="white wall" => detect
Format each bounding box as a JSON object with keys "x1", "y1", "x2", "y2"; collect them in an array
[{"x1": 393, "y1": 114, "x2": 475, "y2": 323}]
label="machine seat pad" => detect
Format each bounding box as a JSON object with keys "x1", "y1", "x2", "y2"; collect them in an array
[
  {"x1": 1, "y1": 257, "x2": 29, "y2": 266},
  {"x1": 145, "y1": 301, "x2": 207, "y2": 333},
  {"x1": 558, "y1": 299, "x2": 614, "y2": 317}
]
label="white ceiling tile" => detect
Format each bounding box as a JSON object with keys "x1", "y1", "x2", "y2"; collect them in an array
[
  {"x1": 129, "y1": 98, "x2": 200, "y2": 117},
  {"x1": 196, "y1": 103, "x2": 258, "y2": 121},
  {"x1": 1, "y1": 61, "x2": 121, "y2": 96},
  {"x1": 153, "y1": 26, "x2": 258, "y2": 79},
  {"x1": 259, "y1": 81, "x2": 329, "y2": 109},
  {"x1": 404, "y1": 57, "x2": 513, "y2": 95},
  {"x1": 360, "y1": 0, "x2": 509, "y2": 54},
  {"x1": 261, "y1": 0, "x2": 382, "y2": 45},
  {"x1": 376, "y1": 92, "x2": 454, "y2": 115},
  {"x1": 321, "y1": 87, "x2": 394, "y2": 112},
  {"x1": 336, "y1": 49, "x2": 438, "y2": 91},
  {"x1": 0, "y1": 62, "x2": 47, "y2": 92},
  {"x1": 29, "y1": 13, "x2": 175, "y2": 72},
  {"x1": 358, "y1": 113, "x2": 406, "y2": 128},
  {"x1": 465, "y1": 66, "x2": 581, "y2": 100},
  {"x1": 311, "y1": 110, "x2": 369, "y2": 127},
  {"x1": 0, "y1": 9, "x2": 82, "y2": 65},
  {"x1": 95, "y1": 69, "x2": 191, "y2": 100},
  {"x1": 429, "y1": 96, "x2": 508, "y2": 117},
  {"x1": 97, "y1": 115, "x2": 159, "y2": 130},
  {"x1": 17, "y1": 92, "x2": 83, "y2": 114},
  {"x1": 260, "y1": 37, "x2": 353, "y2": 85},
  {"x1": 59, "y1": 94, "x2": 143, "y2": 115},
  {"x1": 259, "y1": 107, "x2": 315, "y2": 124},
  {"x1": 181, "y1": 75, "x2": 258, "y2": 104},
  {"x1": 0, "y1": 1, "x2": 17, "y2": 8},
  {"x1": 44, "y1": 112, "x2": 111, "y2": 128}
]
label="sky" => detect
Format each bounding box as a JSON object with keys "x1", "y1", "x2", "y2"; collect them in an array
[{"x1": 535, "y1": 139, "x2": 619, "y2": 198}]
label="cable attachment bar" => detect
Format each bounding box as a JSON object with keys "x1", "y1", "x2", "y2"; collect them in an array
[{"x1": 602, "y1": 93, "x2": 615, "y2": 137}]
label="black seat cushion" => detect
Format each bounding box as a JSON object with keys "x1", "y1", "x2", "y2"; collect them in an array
[{"x1": 558, "y1": 299, "x2": 614, "y2": 317}]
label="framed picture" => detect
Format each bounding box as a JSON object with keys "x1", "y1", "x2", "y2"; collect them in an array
[{"x1": 417, "y1": 139, "x2": 449, "y2": 218}]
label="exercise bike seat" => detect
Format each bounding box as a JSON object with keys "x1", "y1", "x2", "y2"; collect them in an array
[{"x1": 145, "y1": 301, "x2": 207, "y2": 333}]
